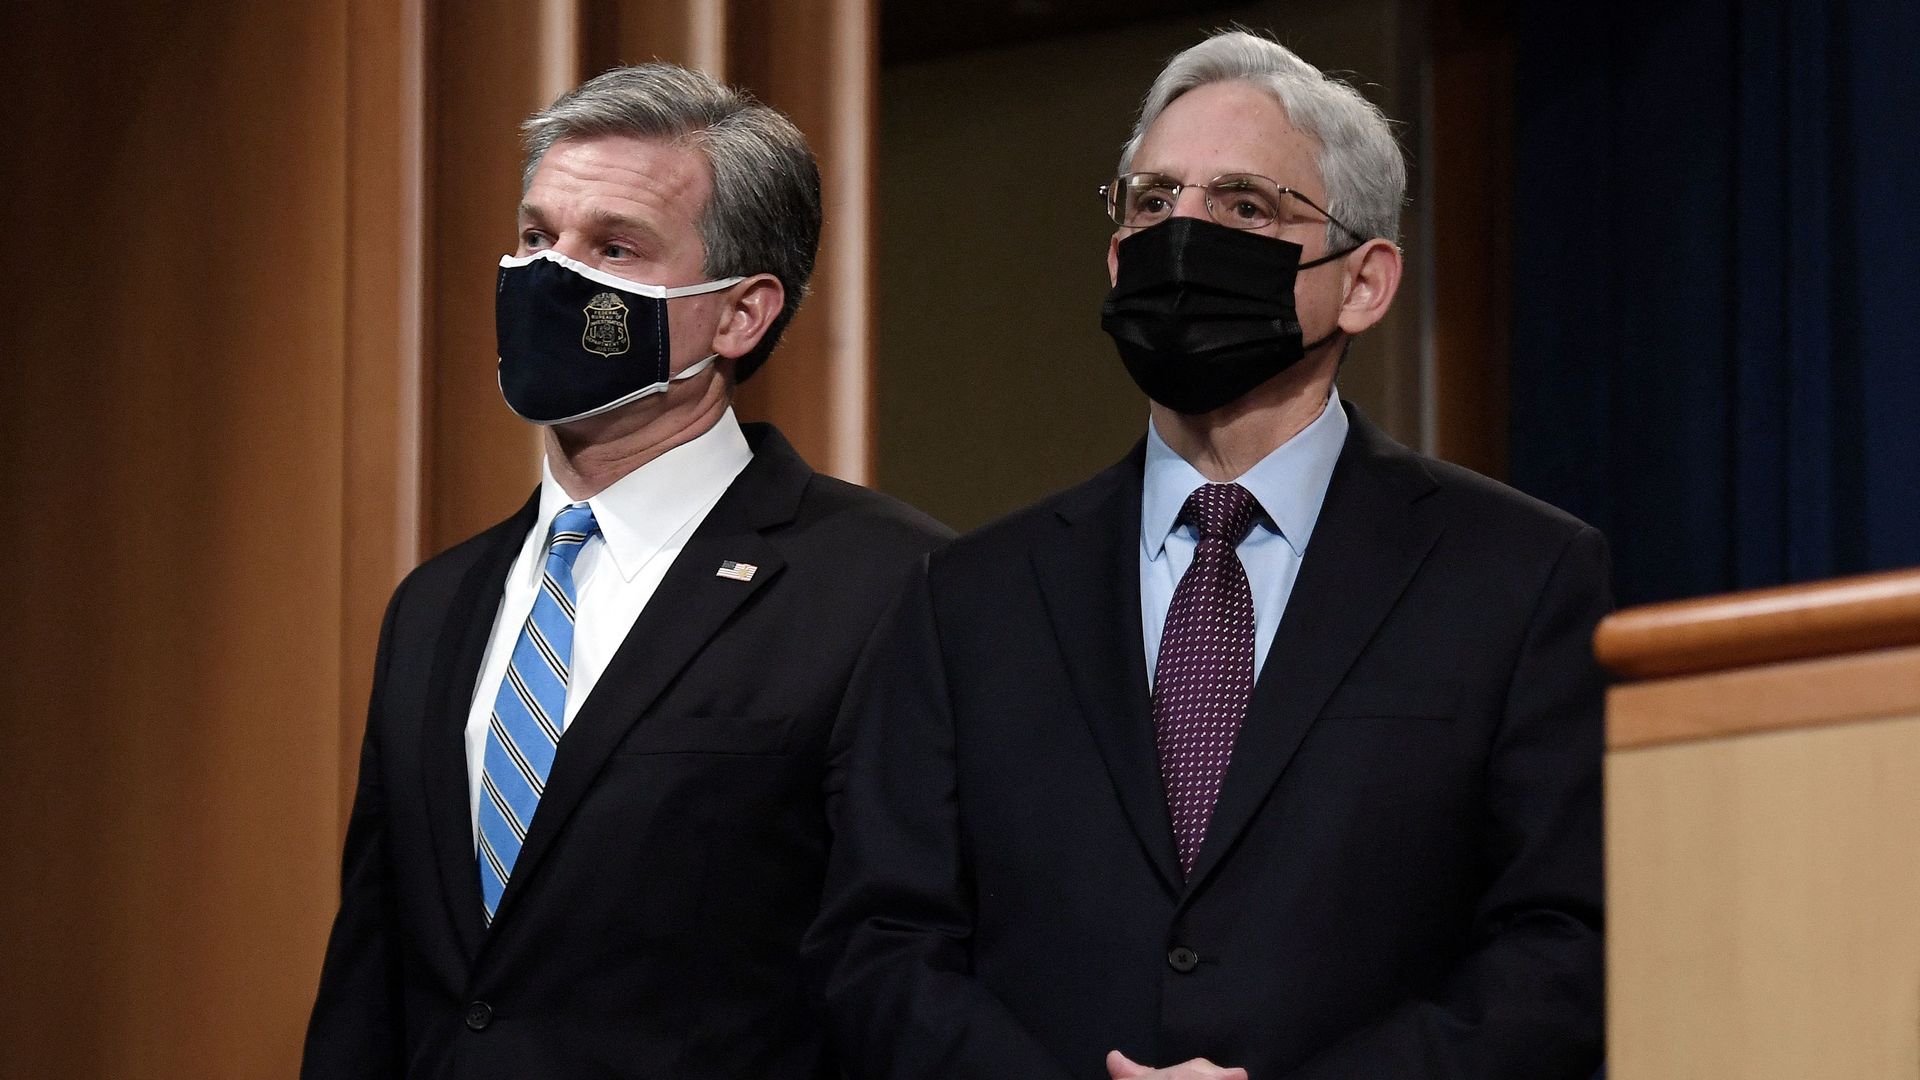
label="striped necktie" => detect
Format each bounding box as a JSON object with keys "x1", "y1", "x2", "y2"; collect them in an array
[{"x1": 476, "y1": 502, "x2": 598, "y2": 923}]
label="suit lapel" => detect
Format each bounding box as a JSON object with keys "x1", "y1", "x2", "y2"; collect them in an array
[
  {"x1": 1031, "y1": 444, "x2": 1184, "y2": 893},
  {"x1": 422, "y1": 491, "x2": 539, "y2": 961},
  {"x1": 482, "y1": 425, "x2": 808, "y2": 932},
  {"x1": 1183, "y1": 408, "x2": 1444, "y2": 894}
]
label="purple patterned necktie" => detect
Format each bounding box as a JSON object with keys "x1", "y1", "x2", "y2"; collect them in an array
[{"x1": 1153, "y1": 482, "x2": 1262, "y2": 878}]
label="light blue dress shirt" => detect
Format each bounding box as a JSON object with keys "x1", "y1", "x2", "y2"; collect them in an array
[{"x1": 1140, "y1": 389, "x2": 1349, "y2": 685}]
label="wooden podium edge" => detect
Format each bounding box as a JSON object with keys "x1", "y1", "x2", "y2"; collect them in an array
[
  {"x1": 1594, "y1": 567, "x2": 1920, "y2": 682},
  {"x1": 1607, "y1": 642, "x2": 1920, "y2": 750}
]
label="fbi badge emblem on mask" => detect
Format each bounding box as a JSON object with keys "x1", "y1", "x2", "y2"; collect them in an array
[{"x1": 581, "y1": 292, "x2": 632, "y2": 357}]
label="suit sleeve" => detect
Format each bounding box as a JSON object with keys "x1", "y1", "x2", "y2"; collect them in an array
[
  {"x1": 1278, "y1": 525, "x2": 1612, "y2": 1080},
  {"x1": 807, "y1": 563, "x2": 1078, "y2": 1080},
  {"x1": 301, "y1": 578, "x2": 411, "y2": 1080}
]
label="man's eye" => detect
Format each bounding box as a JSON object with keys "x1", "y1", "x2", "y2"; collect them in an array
[
  {"x1": 602, "y1": 243, "x2": 634, "y2": 260},
  {"x1": 1137, "y1": 194, "x2": 1170, "y2": 214},
  {"x1": 1230, "y1": 199, "x2": 1264, "y2": 220},
  {"x1": 521, "y1": 230, "x2": 550, "y2": 249}
]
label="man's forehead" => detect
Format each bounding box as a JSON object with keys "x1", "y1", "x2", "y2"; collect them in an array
[
  {"x1": 527, "y1": 133, "x2": 710, "y2": 199},
  {"x1": 1132, "y1": 81, "x2": 1320, "y2": 187}
]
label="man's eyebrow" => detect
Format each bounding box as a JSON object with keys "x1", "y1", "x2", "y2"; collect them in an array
[
  {"x1": 516, "y1": 202, "x2": 665, "y2": 249},
  {"x1": 580, "y1": 207, "x2": 666, "y2": 248}
]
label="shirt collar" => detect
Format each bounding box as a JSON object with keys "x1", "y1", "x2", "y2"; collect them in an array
[
  {"x1": 531, "y1": 407, "x2": 754, "y2": 584},
  {"x1": 1141, "y1": 387, "x2": 1349, "y2": 563}
]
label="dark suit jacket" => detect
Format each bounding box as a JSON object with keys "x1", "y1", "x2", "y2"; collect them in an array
[
  {"x1": 303, "y1": 423, "x2": 951, "y2": 1080},
  {"x1": 808, "y1": 404, "x2": 1611, "y2": 1079}
]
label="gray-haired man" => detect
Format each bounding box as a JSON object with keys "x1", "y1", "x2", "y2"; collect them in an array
[
  {"x1": 810, "y1": 31, "x2": 1608, "y2": 1080},
  {"x1": 303, "y1": 64, "x2": 949, "y2": 1080}
]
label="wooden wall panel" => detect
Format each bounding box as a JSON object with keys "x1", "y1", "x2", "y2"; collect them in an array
[
  {"x1": 0, "y1": 3, "x2": 359, "y2": 1076},
  {"x1": 342, "y1": 0, "x2": 428, "y2": 826},
  {"x1": 1609, "y1": 711, "x2": 1920, "y2": 1078},
  {"x1": 426, "y1": 0, "x2": 558, "y2": 552},
  {"x1": 726, "y1": 0, "x2": 876, "y2": 483},
  {"x1": 583, "y1": 0, "x2": 729, "y2": 75},
  {"x1": 1428, "y1": 0, "x2": 1513, "y2": 478}
]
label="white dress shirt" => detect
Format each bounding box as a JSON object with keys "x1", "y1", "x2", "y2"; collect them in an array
[
  {"x1": 1140, "y1": 389, "x2": 1348, "y2": 685},
  {"x1": 463, "y1": 408, "x2": 753, "y2": 840}
]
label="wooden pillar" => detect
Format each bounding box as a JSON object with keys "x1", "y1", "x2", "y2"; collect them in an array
[
  {"x1": 582, "y1": 0, "x2": 729, "y2": 76},
  {"x1": 0, "y1": 2, "x2": 373, "y2": 1075},
  {"x1": 1428, "y1": 0, "x2": 1514, "y2": 479},
  {"x1": 727, "y1": 0, "x2": 876, "y2": 483},
  {"x1": 425, "y1": 0, "x2": 564, "y2": 552},
  {"x1": 341, "y1": 0, "x2": 429, "y2": 829}
]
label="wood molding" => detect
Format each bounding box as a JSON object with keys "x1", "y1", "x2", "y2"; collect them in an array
[
  {"x1": 426, "y1": 0, "x2": 553, "y2": 552},
  {"x1": 727, "y1": 0, "x2": 875, "y2": 483},
  {"x1": 341, "y1": 0, "x2": 428, "y2": 835},
  {"x1": 1428, "y1": 0, "x2": 1513, "y2": 477},
  {"x1": 582, "y1": 0, "x2": 727, "y2": 76},
  {"x1": 2, "y1": 3, "x2": 376, "y2": 1073},
  {"x1": 1595, "y1": 568, "x2": 1920, "y2": 681},
  {"x1": 1608, "y1": 643, "x2": 1920, "y2": 750}
]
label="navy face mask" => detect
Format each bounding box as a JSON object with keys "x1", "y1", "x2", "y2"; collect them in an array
[
  {"x1": 1099, "y1": 217, "x2": 1353, "y2": 415},
  {"x1": 495, "y1": 250, "x2": 742, "y2": 425}
]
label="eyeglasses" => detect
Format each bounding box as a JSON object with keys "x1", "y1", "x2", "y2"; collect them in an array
[{"x1": 1098, "y1": 172, "x2": 1364, "y2": 239}]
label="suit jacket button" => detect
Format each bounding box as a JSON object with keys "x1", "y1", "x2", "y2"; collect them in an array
[
  {"x1": 465, "y1": 1001, "x2": 493, "y2": 1031},
  {"x1": 1167, "y1": 946, "x2": 1200, "y2": 973}
]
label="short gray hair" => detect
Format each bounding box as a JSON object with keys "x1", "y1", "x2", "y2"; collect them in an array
[
  {"x1": 523, "y1": 63, "x2": 822, "y2": 381},
  {"x1": 1120, "y1": 31, "x2": 1406, "y2": 246}
]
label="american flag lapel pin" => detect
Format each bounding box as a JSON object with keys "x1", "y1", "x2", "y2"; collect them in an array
[{"x1": 716, "y1": 560, "x2": 758, "y2": 582}]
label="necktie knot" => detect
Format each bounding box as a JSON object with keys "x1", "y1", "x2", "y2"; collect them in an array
[
  {"x1": 545, "y1": 503, "x2": 599, "y2": 571},
  {"x1": 1179, "y1": 482, "x2": 1261, "y2": 547}
]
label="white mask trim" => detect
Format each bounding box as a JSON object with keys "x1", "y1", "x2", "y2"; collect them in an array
[{"x1": 498, "y1": 249, "x2": 745, "y2": 299}]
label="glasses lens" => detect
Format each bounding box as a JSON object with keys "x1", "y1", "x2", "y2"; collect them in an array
[
  {"x1": 1206, "y1": 175, "x2": 1280, "y2": 229},
  {"x1": 1111, "y1": 174, "x2": 1178, "y2": 227}
]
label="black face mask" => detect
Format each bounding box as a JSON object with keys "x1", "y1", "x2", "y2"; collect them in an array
[
  {"x1": 1099, "y1": 217, "x2": 1354, "y2": 415},
  {"x1": 495, "y1": 250, "x2": 741, "y2": 425}
]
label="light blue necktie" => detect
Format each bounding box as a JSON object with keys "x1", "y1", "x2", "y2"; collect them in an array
[{"x1": 477, "y1": 502, "x2": 598, "y2": 923}]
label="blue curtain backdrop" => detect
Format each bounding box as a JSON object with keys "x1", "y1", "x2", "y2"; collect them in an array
[{"x1": 1511, "y1": 0, "x2": 1920, "y2": 606}]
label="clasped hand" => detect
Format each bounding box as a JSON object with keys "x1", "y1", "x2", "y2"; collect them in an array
[{"x1": 1106, "y1": 1049, "x2": 1249, "y2": 1079}]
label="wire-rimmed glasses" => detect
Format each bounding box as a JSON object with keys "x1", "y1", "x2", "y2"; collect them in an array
[{"x1": 1098, "y1": 172, "x2": 1364, "y2": 239}]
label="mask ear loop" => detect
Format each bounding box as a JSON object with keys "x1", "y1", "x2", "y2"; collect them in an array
[
  {"x1": 1295, "y1": 241, "x2": 1364, "y2": 271},
  {"x1": 667, "y1": 274, "x2": 747, "y2": 385},
  {"x1": 1295, "y1": 240, "x2": 1367, "y2": 353},
  {"x1": 668, "y1": 353, "x2": 719, "y2": 382}
]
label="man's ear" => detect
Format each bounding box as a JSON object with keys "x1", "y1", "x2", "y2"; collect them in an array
[
  {"x1": 1106, "y1": 231, "x2": 1123, "y2": 286},
  {"x1": 1334, "y1": 238, "x2": 1402, "y2": 336},
  {"x1": 710, "y1": 273, "x2": 786, "y2": 360}
]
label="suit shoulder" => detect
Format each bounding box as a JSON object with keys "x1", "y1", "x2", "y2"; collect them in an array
[
  {"x1": 1342, "y1": 408, "x2": 1599, "y2": 562},
  {"x1": 1424, "y1": 456, "x2": 1591, "y2": 531},
  {"x1": 790, "y1": 474, "x2": 955, "y2": 556},
  {"x1": 1412, "y1": 454, "x2": 1602, "y2": 569},
  {"x1": 387, "y1": 504, "x2": 530, "y2": 608},
  {"x1": 927, "y1": 468, "x2": 1121, "y2": 581}
]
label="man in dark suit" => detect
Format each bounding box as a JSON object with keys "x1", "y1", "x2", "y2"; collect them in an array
[
  {"x1": 809, "y1": 31, "x2": 1608, "y2": 1080},
  {"x1": 302, "y1": 64, "x2": 949, "y2": 1079}
]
